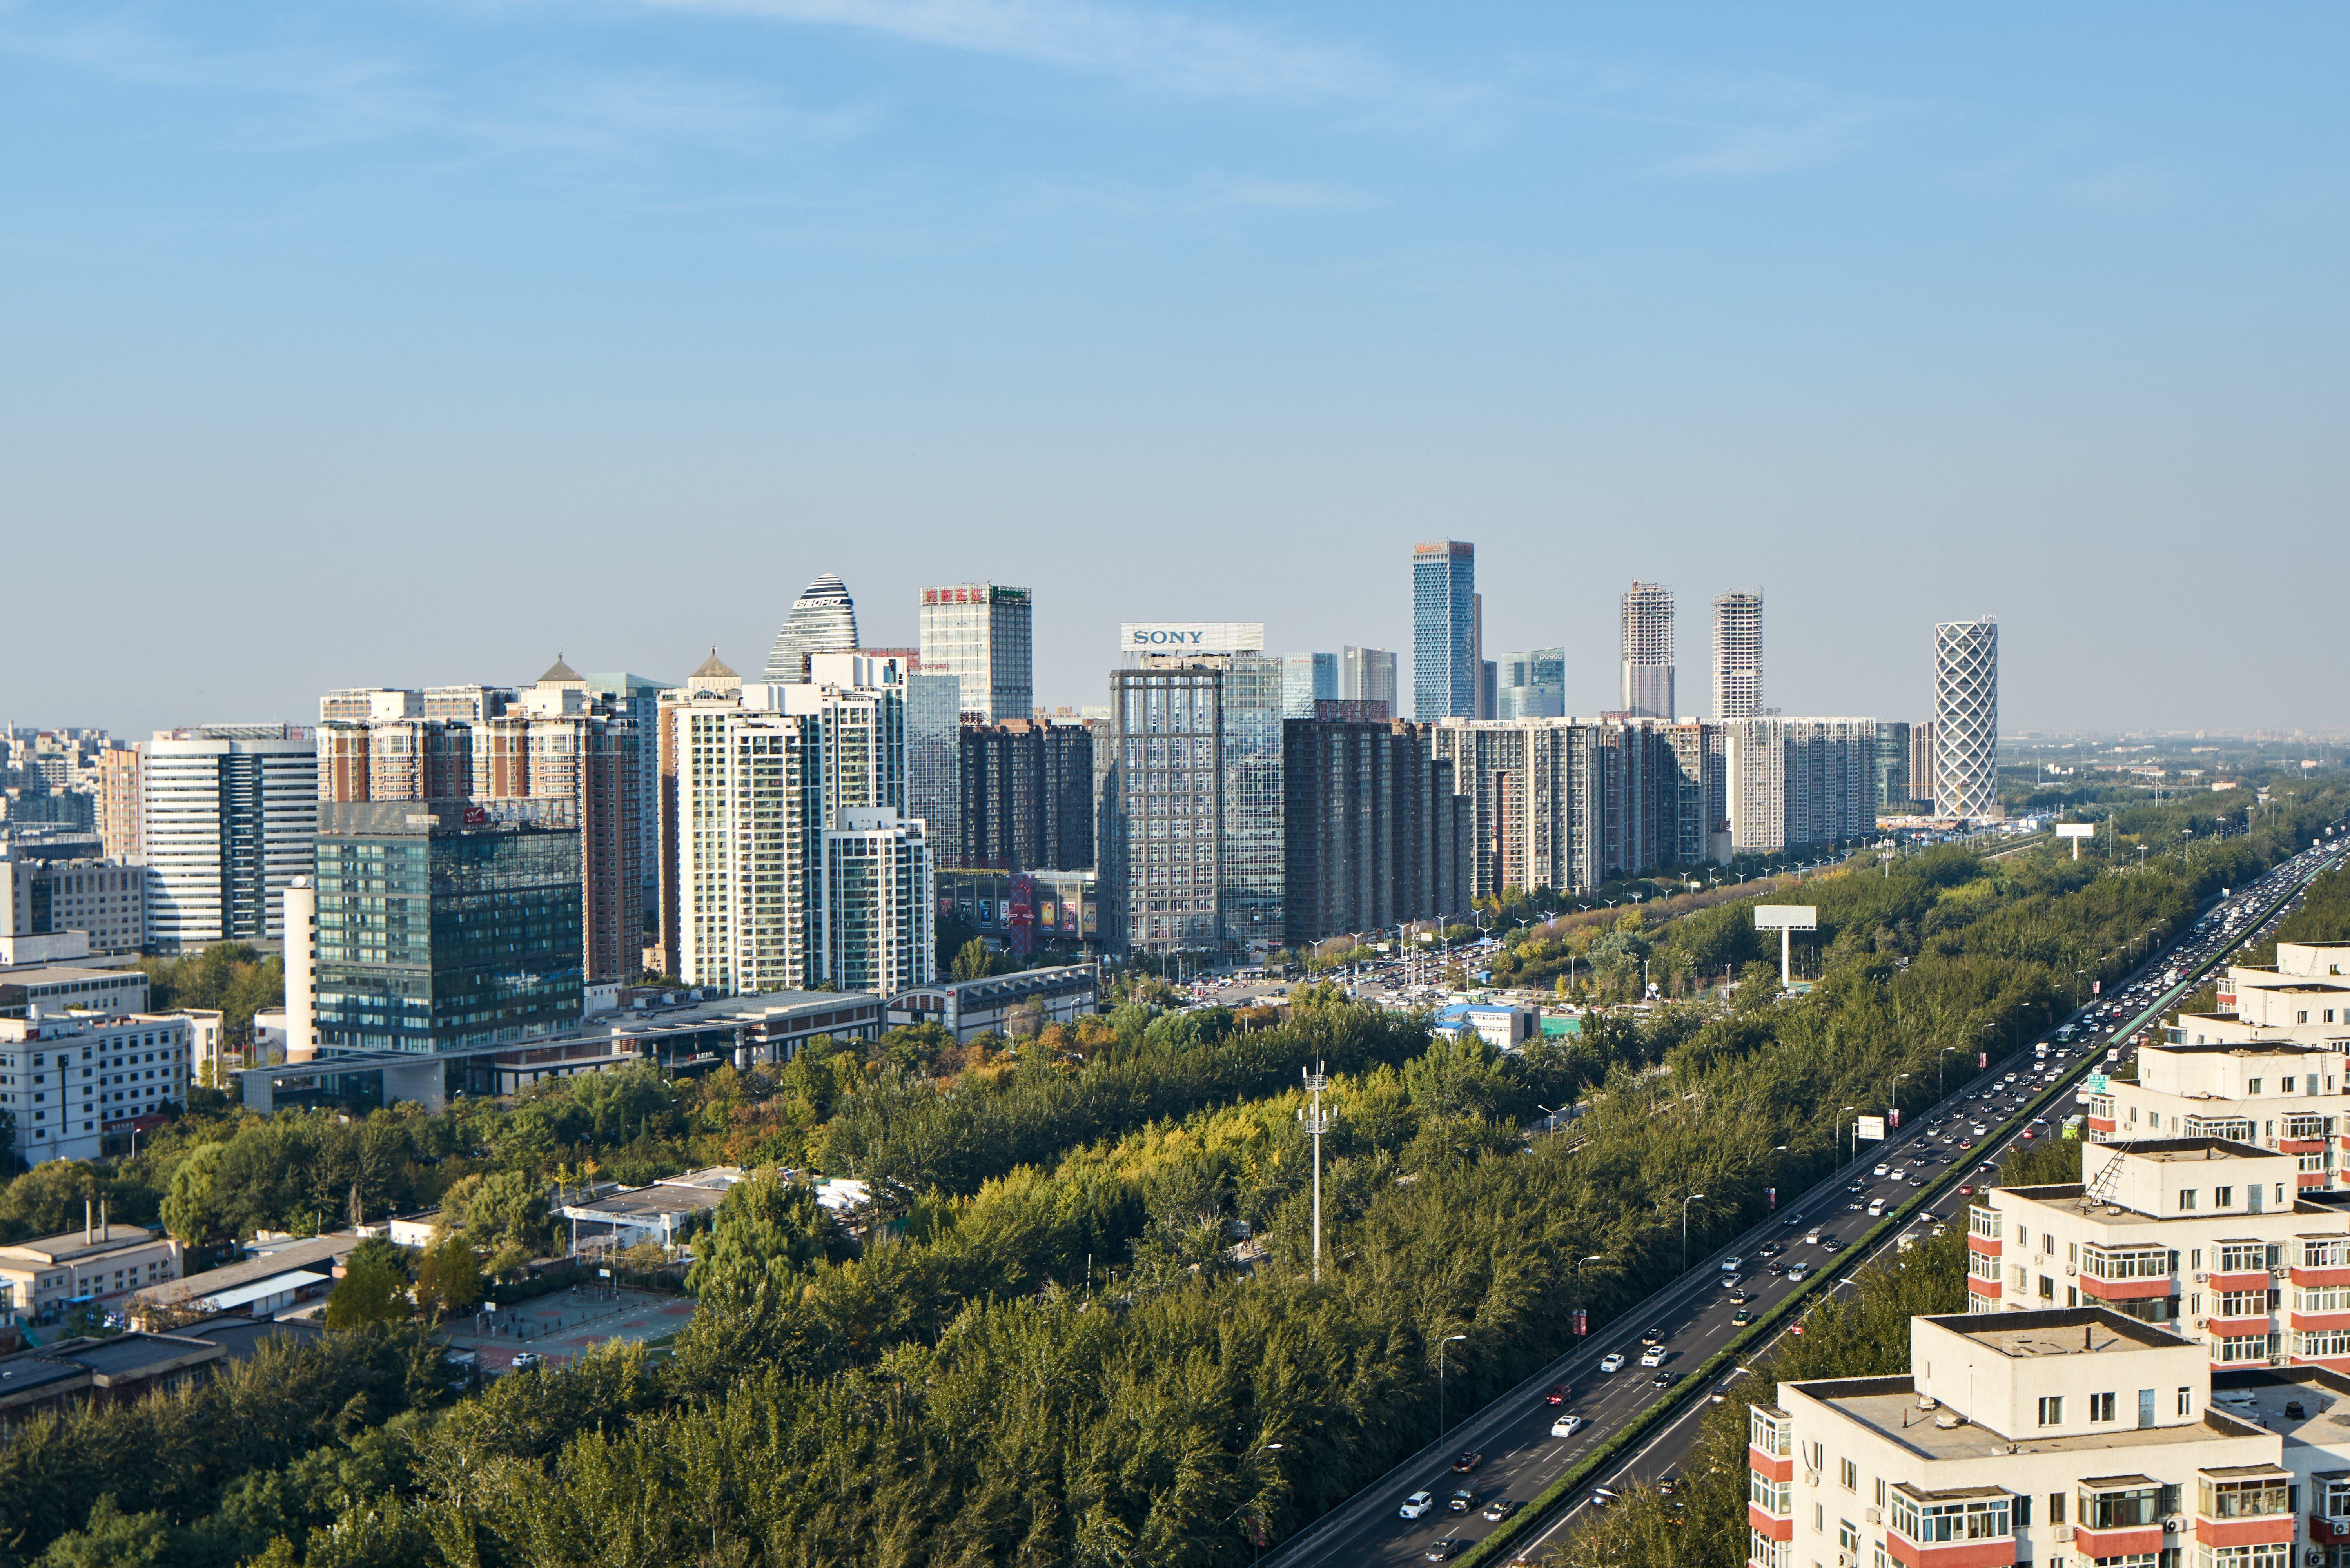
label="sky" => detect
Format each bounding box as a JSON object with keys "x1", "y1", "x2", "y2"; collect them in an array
[{"x1": 3, "y1": 3, "x2": 2345, "y2": 739}]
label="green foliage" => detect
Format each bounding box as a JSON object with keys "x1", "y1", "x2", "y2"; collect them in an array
[
  {"x1": 682, "y1": 1169, "x2": 847, "y2": 1317},
  {"x1": 323, "y1": 1254, "x2": 411, "y2": 1331},
  {"x1": 411, "y1": 1237, "x2": 481, "y2": 1320},
  {"x1": 136, "y1": 943, "x2": 283, "y2": 1047}
]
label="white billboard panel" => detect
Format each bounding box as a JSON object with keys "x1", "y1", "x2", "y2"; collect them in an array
[
  {"x1": 1121, "y1": 622, "x2": 1265, "y2": 654},
  {"x1": 1754, "y1": 905, "x2": 1818, "y2": 931},
  {"x1": 2057, "y1": 824, "x2": 2096, "y2": 840},
  {"x1": 1856, "y1": 1114, "x2": 1887, "y2": 1142}
]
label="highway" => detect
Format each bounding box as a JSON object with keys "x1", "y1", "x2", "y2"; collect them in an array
[{"x1": 1265, "y1": 827, "x2": 2348, "y2": 1568}]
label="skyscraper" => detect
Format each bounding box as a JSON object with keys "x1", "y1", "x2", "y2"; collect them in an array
[
  {"x1": 1341, "y1": 647, "x2": 1398, "y2": 712},
  {"x1": 1495, "y1": 648, "x2": 1566, "y2": 720},
  {"x1": 918, "y1": 583, "x2": 1033, "y2": 722},
  {"x1": 142, "y1": 725, "x2": 319, "y2": 950},
  {"x1": 1411, "y1": 541, "x2": 1477, "y2": 720},
  {"x1": 1712, "y1": 590, "x2": 1764, "y2": 720},
  {"x1": 761, "y1": 573, "x2": 860, "y2": 684},
  {"x1": 1279, "y1": 652, "x2": 1341, "y2": 718},
  {"x1": 1933, "y1": 618, "x2": 2000, "y2": 819},
  {"x1": 1620, "y1": 581, "x2": 1675, "y2": 719}
]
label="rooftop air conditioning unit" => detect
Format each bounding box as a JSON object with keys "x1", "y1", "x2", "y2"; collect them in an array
[
  {"x1": 1866, "y1": 1508, "x2": 1884, "y2": 1526},
  {"x1": 1934, "y1": 1412, "x2": 1965, "y2": 1430},
  {"x1": 2054, "y1": 1526, "x2": 2076, "y2": 1543},
  {"x1": 2165, "y1": 1517, "x2": 2185, "y2": 1532}
]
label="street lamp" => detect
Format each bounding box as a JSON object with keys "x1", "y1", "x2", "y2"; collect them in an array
[
  {"x1": 1578, "y1": 1253, "x2": 1606, "y2": 1284},
  {"x1": 1537, "y1": 1103, "x2": 1561, "y2": 1138},
  {"x1": 1438, "y1": 1333, "x2": 1468, "y2": 1436},
  {"x1": 1841, "y1": 1105, "x2": 1857, "y2": 1162},
  {"x1": 1681, "y1": 1192, "x2": 1707, "y2": 1274},
  {"x1": 1939, "y1": 1046, "x2": 1958, "y2": 1095}
]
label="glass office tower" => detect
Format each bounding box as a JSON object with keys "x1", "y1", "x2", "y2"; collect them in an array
[
  {"x1": 1411, "y1": 541, "x2": 1477, "y2": 720},
  {"x1": 311, "y1": 799, "x2": 583, "y2": 1054}
]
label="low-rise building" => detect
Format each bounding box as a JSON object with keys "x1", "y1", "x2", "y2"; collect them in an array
[
  {"x1": 127, "y1": 1234, "x2": 363, "y2": 1330},
  {"x1": 557, "y1": 1167, "x2": 745, "y2": 1250},
  {"x1": 0, "y1": 1216, "x2": 183, "y2": 1325},
  {"x1": 1433, "y1": 1003, "x2": 1539, "y2": 1051},
  {"x1": 0, "y1": 1332, "x2": 225, "y2": 1427},
  {"x1": 885, "y1": 964, "x2": 1101, "y2": 1043},
  {"x1": 1750, "y1": 1308, "x2": 2302, "y2": 1568},
  {"x1": 0, "y1": 965, "x2": 150, "y2": 1023}
]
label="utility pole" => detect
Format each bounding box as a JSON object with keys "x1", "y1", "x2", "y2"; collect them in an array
[{"x1": 1300, "y1": 1061, "x2": 1330, "y2": 1284}]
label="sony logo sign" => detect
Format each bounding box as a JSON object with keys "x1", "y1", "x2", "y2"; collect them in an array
[
  {"x1": 1129, "y1": 629, "x2": 1206, "y2": 645},
  {"x1": 1119, "y1": 622, "x2": 1266, "y2": 653}
]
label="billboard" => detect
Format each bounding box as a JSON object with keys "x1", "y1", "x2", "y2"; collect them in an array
[
  {"x1": 1856, "y1": 1114, "x2": 1887, "y2": 1142},
  {"x1": 1121, "y1": 622, "x2": 1266, "y2": 654}
]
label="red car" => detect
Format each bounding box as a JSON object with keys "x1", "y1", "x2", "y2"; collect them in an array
[
  {"x1": 1544, "y1": 1385, "x2": 1572, "y2": 1406},
  {"x1": 1452, "y1": 1452, "x2": 1483, "y2": 1474}
]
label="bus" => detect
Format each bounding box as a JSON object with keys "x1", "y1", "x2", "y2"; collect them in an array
[{"x1": 2061, "y1": 1115, "x2": 2084, "y2": 1140}]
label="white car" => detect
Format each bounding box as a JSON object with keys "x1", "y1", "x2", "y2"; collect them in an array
[
  {"x1": 1889, "y1": 1169, "x2": 1905, "y2": 1181},
  {"x1": 1401, "y1": 1490, "x2": 1436, "y2": 1520},
  {"x1": 1639, "y1": 1346, "x2": 1666, "y2": 1367},
  {"x1": 1552, "y1": 1414, "x2": 1584, "y2": 1437},
  {"x1": 1873, "y1": 1163, "x2": 1889, "y2": 1176},
  {"x1": 1599, "y1": 1352, "x2": 1627, "y2": 1373}
]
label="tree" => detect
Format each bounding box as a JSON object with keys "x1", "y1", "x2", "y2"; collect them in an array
[
  {"x1": 31, "y1": 1495, "x2": 176, "y2": 1568},
  {"x1": 324, "y1": 1252, "x2": 412, "y2": 1330},
  {"x1": 160, "y1": 1141, "x2": 231, "y2": 1248},
  {"x1": 685, "y1": 1169, "x2": 846, "y2": 1316},
  {"x1": 952, "y1": 937, "x2": 996, "y2": 982},
  {"x1": 412, "y1": 1236, "x2": 481, "y2": 1320}
]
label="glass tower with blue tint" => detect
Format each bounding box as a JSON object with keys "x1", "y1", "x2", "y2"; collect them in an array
[{"x1": 1412, "y1": 541, "x2": 1477, "y2": 720}]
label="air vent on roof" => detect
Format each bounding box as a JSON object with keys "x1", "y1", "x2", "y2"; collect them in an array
[{"x1": 1934, "y1": 1412, "x2": 1964, "y2": 1429}]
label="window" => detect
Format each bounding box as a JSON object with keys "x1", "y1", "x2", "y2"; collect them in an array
[
  {"x1": 2196, "y1": 1544, "x2": 2289, "y2": 1568},
  {"x1": 1840, "y1": 1521, "x2": 1860, "y2": 1557},
  {"x1": 1751, "y1": 1474, "x2": 1793, "y2": 1515},
  {"x1": 2177, "y1": 1387, "x2": 2192, "y2": 1416},
  {"x1": 2249, "y1": 1080, "x2": 2265, "y2": 1095},
  {"x1": 2083, "y1": 1247, "x2": 2176, "y2": 1281},
  {"x1": 2215, "y1": 1187, "x2": 2235, "y2": 1208},
  {"x1": 2090, "y1": 1392, "x2": 2118, "y2": 1423},
  {"x1": 2199, "y1": 1477, "x2": 2289, "y2": 1520},
  {"x1": 1749, "y1": 1409, "x2": 1792, "y2": 1457},
  {"x1": 1877, "y1": 1478, "x2": 1887, "y2": 1508},
  {"x1": 1891, "y1": 1494, "x2": 2012, "y2": 1544},
  {"x1": 1841, "y1": 1458, "x2": 1858, "y2": 1492},
  {"x1": 2297, "y1": 1285, "x2": 2350, "y2": 1313},
  {"x1": 2297, "y1": 1328, "x2": 2350, "y2": 1359},
  {"x1": 2217, "y1": 1289, "x2": 2270, "y2": 1319},
  {"x1": 2219, "y1": 1241, "x2": 2269, "y2": 1274},
  {"x1": 2080, "y1": 1487, "x2": 2158, "y2": 1530},
  {"x1": 2039, "y1": 1396, "x2": 2065, "y2": 1426},
  {"x1": 2210, "y1": 1332, "x2": 2276, "y2": 1364},
  {"x1": 2180, "y1": 1191, "x2": 2199, "y2": 1211},
  {"x1": 2049, "y1": 1493, "x2": 2067, "y2": 1526},
  {"x1": 1748, "y1": 1529, "x2": 1790, "y2": 1568}
]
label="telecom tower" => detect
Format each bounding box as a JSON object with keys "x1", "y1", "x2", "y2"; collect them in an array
[{"x1": 1299, "y1": 1062, "x2": 1331, "y2": 1283}]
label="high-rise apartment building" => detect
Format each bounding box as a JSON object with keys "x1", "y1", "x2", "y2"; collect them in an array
[
  {"x1": 1430, "y1": 719, "x2": 1697, "y2": 897},
  {"x1": 1280, "y1": 653, "x2": 1341, "y2": 719},
  {"x1": 95, "y1": 744, "x2": 142, "y2": 862},
  {"x1": 1280, "y1": 719, "x2": 1469, "y2": 948},
  {"x1": 581, "y1": 671, "x2": 668, "y2": 922},
  {"x1": 1723, "y1": 717, "x2": 1881, "y2": 856},
  {"x1": 1341, "y1": 647, "x2": 1398, "y2": 712},
  {"x1": 1620, "y1": 581, "x2": 1676, "y2": 720},
  {"x1": 674, "y1": 657, "x2": 931, "y2": 995},
  {"x1": 960, "y1": 721, "x2": 1093, "y2": 873},
  {"x1": 142, "y1": 725, "x2": 318, "y2": 950},
  {"x1": 1711, "y1": 590, "x2": 1763, "y2": 720},
  {"x1": 1411, "y1": 541, "x2": 1477, "y2": 721},
  {"x1": 918, "y1": 583, "x2": 1033, "y2": 723},
  {"x1": 1934, "y1": 619, "x2": 1999, "y2": 818},
  {"x1": 905, "y1": 670, "x2": 962, "y2": 869},
  {"x1": 310, "y1": 799, "x2": 583, "y2": 1055},
  {"x1": 761, "y1": 573, "x2": 860, "y2": 684},
  {"x1": 1910, "y1": 720, "x2": 1938, "y2": 809}
]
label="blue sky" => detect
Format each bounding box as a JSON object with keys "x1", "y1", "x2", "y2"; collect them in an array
[{"x1": 3, "y1": 2, "x2": 2344, "y2": 736}]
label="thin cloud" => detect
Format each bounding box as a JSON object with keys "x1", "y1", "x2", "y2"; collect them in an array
[{"x1": 624, "y1": 0, "x2": 1398, "y2": 100}]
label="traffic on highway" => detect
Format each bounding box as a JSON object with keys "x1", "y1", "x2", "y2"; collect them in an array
[{"x1": 1270, "y1": 826, "x2": 2349, "y2": 1568}]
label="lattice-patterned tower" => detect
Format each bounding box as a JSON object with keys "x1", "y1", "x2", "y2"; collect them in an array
[{"x1": 1933, "y1": 618, "x2": 1999, "y2": 818}]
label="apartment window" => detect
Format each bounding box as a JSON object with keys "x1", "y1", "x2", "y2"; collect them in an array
[
  {"x1": 2177, "y1": 1387, "x2": 2192, "y2": 1416},
  {"x1": 2089, "y1": 1392, "x2": 2117, "y2": 1423},
  {"x1": 1891, "y1": 1494, "x2": 2011, "y2": 1543},
  {"x1": 2249, "y1": 1079, "x2": 2265, "y2": 1095},
  {"x1": 2215, "y1": 1187, "x2": 2235, "y2": 1208},
  {"x1": 2038, "y1": 1396, "x2": 2064, "y2": 1426},
  {"x1": 1751, "y1": 1474, "x2": 1794, "y2": 1515},
  {"x1": 2080, "y1": 1486, "x2": 2158, "y2": 1530},
  {"x1": 2180, "y1": 1190, "x2": 2199, "y2": 1211},
  {"x1": 1839, "y1": 1521, "x2": 1859, "y2": 1558},
  {"x1": 1876, "y1": 1478, "x2": 1887, "y2": 1508},
  {"x1": 2199, "y1": 1476, "x2": 2289, "y2": 1519},
  {"x1": 2049, "y1": 1493, "x2": 2067, "y2": 1526},
  {"x1": 1841, "y1": 1458, "x2": 1858, "y2": 1492}
]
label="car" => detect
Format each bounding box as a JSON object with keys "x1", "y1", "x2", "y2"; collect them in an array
[
  {"x1": 1600, "y1": 1352, "x2": 1627, "y2": 1372},
  {"x1": 1651, "y1": 1369, "x2": 1675, "y2": 1387},
  {"x1": 1720, "y1": 1272, "x2": 1743, "y2": 1289},
  {"x1": 2005, "y1": 1072, "x2": 2018, "y2": 1082},
  {"x1": 1449, "y1": 1488, "x2": 1479, "y2": 1512},
  {"x1": 1847, "y1": 1200, "x2": 1865, "y2": 1211},
  {"x1": 1767, "y1": 1260, "x2": 1786, "y2": 1276},
  {"x1": 1484, "y1": 1499, "x2": 1520, "y2": 1522},
  {"x1": 1552, "y1": 1414, "x2": 1584, "y2": 1437},
  {"x1": 1727, "y1": 1288, "x2": 1751, "y2": 1304},
  {"x1": 1806, "y1": 1230, "x2": 1823, "y2": 1245},
  {"x1": 1424, "y1": 1541, "x2": 1464, "y2": 1563},
  {"x1": 1787, "y1": 1264, "x2": 1810, "y2": 1283},
  {"x1": 1640, "y1": 1346, "x2": 1666, "y2": 1366},
  {"x1": 1782, "y1": 1216, "x2": 1803, "y2": 1229},
  {"x1": 1545, "y1": 1383, "x2": 1571, "y2": 1405},
  {"x1": 1641, "y1": 1325, "x2": 1666, "y2": 1345},
  {"x1": 1758, "y1": 1241, "x2": 1784, "y2": 1257},
  {"x1": 1657, "y1": 1475, "x2": 1679, "y2": 1496},
  {"x1": 1452, "y1": 1452, "x2": 1483, "y2": 1474},
  {"x1": 1889, "y1": 1169, "x2": 1906, "y2": 1181},
  {"x1": 1909, "y1": 1175, "x2": 1926, "y2": 1186},
  {"x1": 1874, "y1": 1162, "x2": 1889, "y2": 1176},
  {"x1": 1589, "y1": 1487, "x2": 1619, "y2": 1508},
  {"x1": 1732, "y1": 1307, "x2": 1754, "y2": 1325},
  {"x1": 1847, "y1": 1181, "x2": 1867, "y2": 1194},
  {"x1": 510, "y1": 1352, "x2": 542, "y2": 1371},
  {"x1": 1721, "y1": 1255, "x2": 1743, "y2": 1272},
  {"x1": 1401, "y1": 1490, "x2": 1436, "y2": 1519},
  {"x1": 1823, "y1": 1238, "x2": 1846, "y2": 1252}
]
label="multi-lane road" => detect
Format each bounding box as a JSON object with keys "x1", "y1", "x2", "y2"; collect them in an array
[{"x1": 1269, "y1": 826, "x2": 2349, "y2": 1568}]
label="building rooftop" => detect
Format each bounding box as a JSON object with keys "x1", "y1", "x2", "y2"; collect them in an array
[
  {"x1": 2103, "y1": 1136, "x2": 2276, "y2": 1163},
  {"x1": 0, "y1": 1224, "x2": 163, "y2": 1266},
  {"x1": 54, "y1": 1332, "x2": 222, "y2": 1379},
  {"x1": 1797, "y1": 1374, "x2": 2262, "y2": 1461},
  {"x1": 134, "y1": 1235, "x2": 361, "y2": 1309}
]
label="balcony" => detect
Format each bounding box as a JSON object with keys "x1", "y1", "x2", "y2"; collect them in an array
[
  {"x1": 2070, "y1": 1524, "x2": 2166, "y2": 1558},
  {"x1": 1747, "y1": 1505, "x2": 1793, "y2": 1542},
  {"x1": 1967, "y1": 1233, "x2": 2003, "y2": 1258},
  {"x1": 1749, "y1": 1448, "x2": 1793, "y2": 1483},
  {"x1": 2078, "y1": 1272, "x2": 2176, "y2": 1303},
  {"x1": 2310, "y1": 1517, "x2": 2350, "y2": 1546},
  {"x1": 1885, "y1": 1534, "x2": 2015, "y2": 1568}
]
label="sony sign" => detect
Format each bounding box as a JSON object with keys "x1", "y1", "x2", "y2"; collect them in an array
[{"x1": 1119, "y1": 622, "x2": 1266, "y2": 654}]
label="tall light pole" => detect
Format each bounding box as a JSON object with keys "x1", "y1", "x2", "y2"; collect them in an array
[
  {"x1": 1681, "y1": 1192, "x2": 1707, "y2": 1274},
  {"x1": 1939, "y1": 1046, "x2": 1958, "y2": 1096},
  {"x1": 1438, "y1": 1333, "x2": 1468, "y2": 1436},
  {"x1": 1841, "y1": 1105, "x2": 1857, "y2": 1162},
  {"x1": 1299, "y1": 1062, "x2": 1330, "y2": 1284},
  {"x1": 1578, "y1": 1253, "x2": 1605, "y2": 1285}
]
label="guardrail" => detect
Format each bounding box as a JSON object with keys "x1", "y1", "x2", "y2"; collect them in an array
[{"x1": 1452, "y1": 846, "x2": 2343, "y2": 1568}]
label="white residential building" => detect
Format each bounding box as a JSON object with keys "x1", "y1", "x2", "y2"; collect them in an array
[
  {"x1": 2, "y1": 1009, "x2": 195, "y2": 1165},
  {"x1": 1749, "y1": 1308, "x2": 2316, "y2": 1568},
  {"x1": 918, "y1": 582, "x2": 1033, "y2": 723}
]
